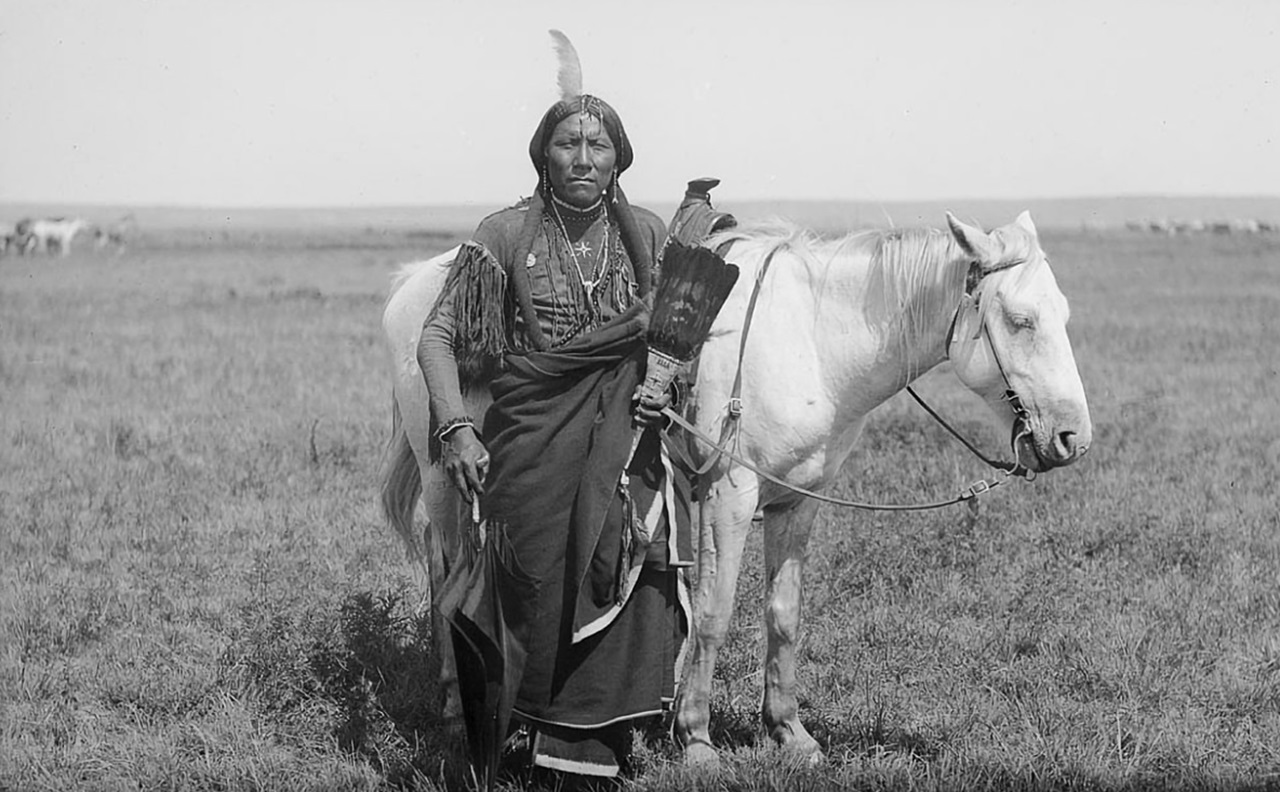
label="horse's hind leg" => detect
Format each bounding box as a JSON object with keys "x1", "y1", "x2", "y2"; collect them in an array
[
  {"x1": 761, "y1": 498, "x2": 824, "y2": 762},
  {"x1": 674, "y1": 473, "x2": 759, "y2": 768},
  {"x1": 422, "y1": 463, "x2": 464, "y2": 722}
]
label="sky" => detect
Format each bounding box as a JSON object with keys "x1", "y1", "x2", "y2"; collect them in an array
[{"x1": 1, "y1": 0, "x2": 1277, "y2": 208}]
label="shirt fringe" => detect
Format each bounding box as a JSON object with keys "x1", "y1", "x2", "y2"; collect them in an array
[{"x1": 435, "y1": 241, "x2": 508, "y2": 387}]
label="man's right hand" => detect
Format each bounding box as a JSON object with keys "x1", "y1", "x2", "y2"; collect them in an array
[{"x1": 442, "y1": 426, "x2": 489, "y2": 503}]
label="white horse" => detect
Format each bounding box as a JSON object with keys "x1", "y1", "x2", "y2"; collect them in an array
[
  {"x1": 29, "y1": 217, "x2": 89, "y2": 256},
  {"x1": 379, "y1": 211, "x2": 1092, "y2": 764},
  {"x1": 380, "y1": 245, "x2": 487, "y2": 721},
  {"x1": 671, "y1": 211, "x2": 1090, "y2": 765}
]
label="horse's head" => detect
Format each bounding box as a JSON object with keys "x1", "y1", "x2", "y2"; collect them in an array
[{"x1": 944, "y1": 211, "x2": 1092, "y2": 473}]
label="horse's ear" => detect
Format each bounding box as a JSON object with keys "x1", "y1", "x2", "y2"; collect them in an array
[
  {"x1": 946, "y1": 212, "x2": 997, "y2": 261},
  {"x1": 1014, "y1": 210, "x2": 1038, "y2": 237}
]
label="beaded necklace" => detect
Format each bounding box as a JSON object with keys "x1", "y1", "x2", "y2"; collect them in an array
[{"x1": 549, "y1": 197, "x2": 609, "y2": 300}]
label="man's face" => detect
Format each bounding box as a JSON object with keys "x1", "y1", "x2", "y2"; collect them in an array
[{"x1": 545, "y1": 112, "x2": 616, "y2": 208}]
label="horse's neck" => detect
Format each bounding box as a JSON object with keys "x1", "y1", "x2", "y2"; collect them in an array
[{"x1": 816, "y1": 231, "x2": 970, "y2": 411}]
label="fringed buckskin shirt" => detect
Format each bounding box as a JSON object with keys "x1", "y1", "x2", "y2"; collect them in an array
[{"x1": 419, "y1": 197, "x2": 667, "y2": 430}]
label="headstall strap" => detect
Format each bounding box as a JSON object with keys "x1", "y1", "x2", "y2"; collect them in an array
[
  {"x1": 923, "y1": 256, "x2": 1036, "y2": 482},
  {"x1": 676, "y1": 244, "x2": 781, "y2": 477}
]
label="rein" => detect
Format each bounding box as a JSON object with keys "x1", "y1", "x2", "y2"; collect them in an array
[
  {"x1": 663, "y1": 406, "x2": 1021, "y2": 511},
  {"x1": 668, "y1": 252, "x2": 1033, "y2": 512}
]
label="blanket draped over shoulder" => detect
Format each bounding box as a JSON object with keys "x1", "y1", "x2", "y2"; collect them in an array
[{"x1": 481, "y1": 304, "x2": 689, "y2": 727}]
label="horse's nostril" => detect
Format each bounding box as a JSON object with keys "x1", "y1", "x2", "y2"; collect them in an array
[{"x1": 1056, "y1": 430, "x2": 1077, "y2": 459}]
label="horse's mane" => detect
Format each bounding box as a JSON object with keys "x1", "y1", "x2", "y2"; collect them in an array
[
  {"x1": 708, "y1": 220, "x2": 973, "y2": 373},
  {"x1": 708, "y1": 219, "x2": 965, "y2": 309},
  {"x1": 707, "y1": 219, "x2": 959, "y2": 276},
  {"x1": 705, "y1": 219, "x2": 875, "y2": 285},
  {"x1": 705, "y1": 220, "x2": 1045, "y2": 373}
]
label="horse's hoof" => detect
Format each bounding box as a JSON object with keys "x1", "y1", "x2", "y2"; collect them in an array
[
  {"x1": 771, "y1": 725, "x2": 824, "y2": 765},
  {"x1": 798, "y1": 746, "x2": 825, "y2": 766},
  {"x1": 442, "y1": 696, "x2": 464, "y2": 723},
  {"x1": 682, "y1": 738, "x2": 721, "y2": 770},
  {"x1": 784, "y1": 739, "x2": 824, "y2": 766}
]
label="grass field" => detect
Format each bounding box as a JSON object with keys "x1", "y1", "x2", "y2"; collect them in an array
[{"x1": 2, "y1": 220, "x2": 1278, "y2": 791}]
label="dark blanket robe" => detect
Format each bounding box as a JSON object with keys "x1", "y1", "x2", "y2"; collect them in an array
[{"x1": 480, "y1": 305, "x2": 687, "y2": 730}]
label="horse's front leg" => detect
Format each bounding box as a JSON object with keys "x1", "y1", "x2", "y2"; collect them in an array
[
  {"x1": 675, "y1": 471, "x2": 759, "y2": 768},
  {"x1": 761, "y1": 497, "x2": 824, "y2": 762}
]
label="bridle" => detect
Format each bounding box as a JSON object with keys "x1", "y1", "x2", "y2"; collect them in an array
[
  {"x1": 663, "y1": 254, "x2": 1035, "y2": 512},
  {"x1": 912, "y1": 256, "x2": 1037, "y2": 481}
]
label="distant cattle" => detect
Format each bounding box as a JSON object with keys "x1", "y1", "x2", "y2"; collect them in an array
[{"x1": 1127, "y1": 217, "x2": 1274, "y2": 235}]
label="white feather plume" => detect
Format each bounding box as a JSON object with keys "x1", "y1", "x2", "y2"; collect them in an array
[{"x1": 549, "y1": 29, "x2": 582, "y2": 101}]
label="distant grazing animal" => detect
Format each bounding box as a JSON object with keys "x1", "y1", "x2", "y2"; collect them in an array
[
  {"x1": 29, "y1": 217, "x2": 89, "y2": 256},
  {"x1": 379, "y1": 211, "x2": 1093, "y2": 766},
  {"x1": 10, "y1": 218, "x2": 37, "y2": 255},
  {"x1": 93, "y1": 215, "x2": 135, "y2": 254},
  {"x1": 0, "y1": 222, "x2": 13, "y2": 255}
]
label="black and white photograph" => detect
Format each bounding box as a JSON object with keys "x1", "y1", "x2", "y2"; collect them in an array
[{"x1": 3, "y1": 2, "x2": 1278, "y2": 790}]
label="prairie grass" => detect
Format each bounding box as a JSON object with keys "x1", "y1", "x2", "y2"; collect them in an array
[{"x1": 2, "y1": 226, "x2": 1278, "y2": 791}]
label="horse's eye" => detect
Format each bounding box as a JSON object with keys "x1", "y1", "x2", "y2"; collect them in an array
[{"x1": 1007, "y1": 312, "x2": 1036, "y2": 331}]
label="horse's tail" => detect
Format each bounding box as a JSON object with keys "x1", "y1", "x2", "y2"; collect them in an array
[{"x1": 380, "y1": 395, "x2": 424, "y2": 560}]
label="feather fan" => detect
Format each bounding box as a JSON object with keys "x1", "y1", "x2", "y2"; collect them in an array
[
  {"x1": 648, "y1": 241, "x2": 739, "y2": 363},
  {"x1": 548, "y1": 29, "x2": 582, "y2": 101},
  {"x1": 631, "y1": 242, "x2": 739, "y2": 455}
]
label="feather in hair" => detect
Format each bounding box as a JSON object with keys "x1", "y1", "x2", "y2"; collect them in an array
[{"x1": 548, "y1": 29, "x2": 583, "y2": 101}]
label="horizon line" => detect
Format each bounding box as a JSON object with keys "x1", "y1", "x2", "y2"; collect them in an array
[{"x1": 4, "y1": 192, "x2": 1280, "y2": 212}]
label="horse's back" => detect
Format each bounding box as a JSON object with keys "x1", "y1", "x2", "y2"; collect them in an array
[
  {"x1": 689, "y1": 228, "x2": 881, "y2": 492},
  {"x1": 383, "y1": 247, "x2": 459, "y2": 369},
  {"x1": 383, "y1": 248, "x2": 459, "y2": 473},
  {"x1": 690, "y1": 231, "x2": 826, "y2": 423}
]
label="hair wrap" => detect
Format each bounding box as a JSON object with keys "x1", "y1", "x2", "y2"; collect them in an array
[{"x1": 527, "y1": 95, "x2": 634, "y2": 175}]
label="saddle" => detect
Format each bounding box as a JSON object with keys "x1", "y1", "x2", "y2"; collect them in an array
[
  {"x1": 665, "y1": 178, "x2": 737, "y2": 249},
  {"x1": 658, "y1": 179, "x2": 738, "y2": 476}
]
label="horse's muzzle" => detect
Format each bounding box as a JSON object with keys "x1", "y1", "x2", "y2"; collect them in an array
[{"x1": 1016, "y1": 419, "x2": 1089, "y2": 471}]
